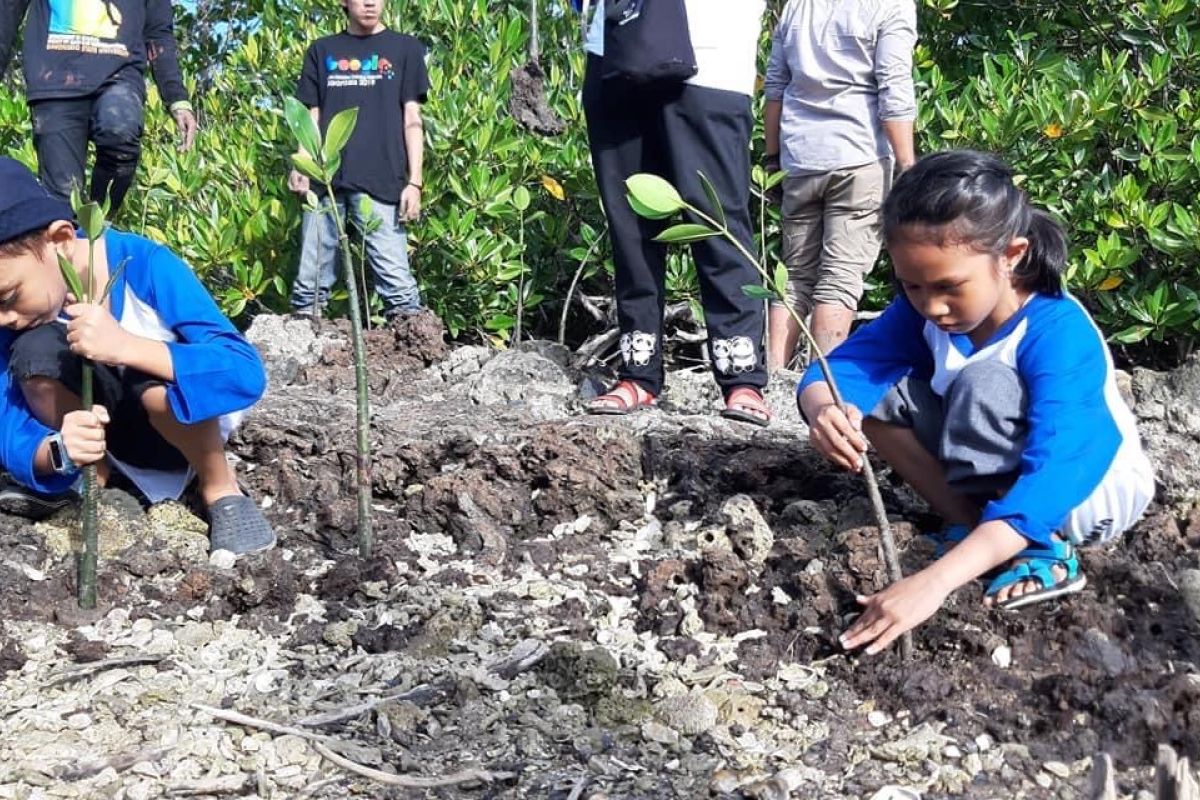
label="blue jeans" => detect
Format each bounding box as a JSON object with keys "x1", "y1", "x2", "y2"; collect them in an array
[{"x1": 290, "y1": 191, "x2": 422, "y2": 316}]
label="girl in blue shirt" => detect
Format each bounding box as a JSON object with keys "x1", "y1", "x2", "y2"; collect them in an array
[{"x1": 798, "y1": 150, "x2": 1154, "y2": 655}]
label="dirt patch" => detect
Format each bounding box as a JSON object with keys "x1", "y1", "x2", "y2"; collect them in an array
[{"x1": 1, "y1": 328, "x2": 1197, "y2": 798}]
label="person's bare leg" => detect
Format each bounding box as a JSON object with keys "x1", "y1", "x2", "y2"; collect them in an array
[
  {"x1": 21, "y1": 377, "x2": 111, "y2": 484},
  {"x1": 140, "y1": 387, "x2": 239, "y2": 506},
  {"x1": 767, "y1": 305, "x2": 802, "y2": 372},
  {"x1": 811, "y1": 303, "x2": 855, "y2": 356},
  {"x1": 862, "y1": 417, "x2": 979, "y2": 526}
]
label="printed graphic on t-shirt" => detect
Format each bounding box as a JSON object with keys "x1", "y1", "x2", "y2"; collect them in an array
[
  {"x1": 325, "y1": 54, "x2": 395, "y2": 88},
  {"x1": 46, "y1": 0, "x2": 130, "y2": 57}
]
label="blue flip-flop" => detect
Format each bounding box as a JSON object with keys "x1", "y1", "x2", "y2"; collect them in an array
[{"x1": 985, "y1": 539, "x2": 1087, "y2": 611}]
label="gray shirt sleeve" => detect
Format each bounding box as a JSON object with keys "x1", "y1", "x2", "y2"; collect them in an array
[
  {"x1": 874, "y1": 2, "x2": 918, "y2": 121},
  {"x1": 763, "y1": 18, "x2": 790, "y2": 102}
]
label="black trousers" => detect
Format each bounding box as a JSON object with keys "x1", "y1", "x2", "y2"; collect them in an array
[
  {"x1": 583, "y1": 55, "x2": 766, "y2": 396},
  {"x1": 8, "y1": 324, "x2": 187, "y2": 470},
  {"x1": 29, "y1": 75, "x2": 146, "y2": 214}
]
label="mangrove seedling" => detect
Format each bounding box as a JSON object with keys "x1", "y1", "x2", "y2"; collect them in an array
[
  {"x1": 284, "y1": 96, "x2": 375, "y2": 558},
  {"x1": 57, "y1": 192, "x2": 124, "y2": 609},
  {"x1": 624, "y1": 172, "x2": 913, "y2": 660}
]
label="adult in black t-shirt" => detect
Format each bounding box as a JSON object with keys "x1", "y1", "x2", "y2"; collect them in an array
[
  {"x1": 0, "y1": 0, "x2": 197, "y2": 213},
  {"x1": 287, "y1": 0, "x2": 430, "y2": 320}
]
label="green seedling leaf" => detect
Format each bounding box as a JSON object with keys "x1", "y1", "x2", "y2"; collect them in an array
[
  {"x1": 697, "y1": 171, "x2": 726, "y2": 228},
  {"x1": 512, "y1": 185, "x2": 532, "y2": 212},
  {"x1": 326, "y1": 152, "x2": 342, "y2": 180},
  {"x1": 742, "y1": 284, "x2": 775, "y2": 301},
  {"x1": 304, "y1": 190, "x2": 320, "y2": 210},
  {"x1": 323, "y1": 107, "x2": 359, "y2": 163},
  {"x1": 625, "y1": 173, "x2": 686, "y2": 217},
  {"x1": 99, "y1": 257, "x2": 129, "y2": 302},
  {"x1": 57, "y1": 253, "x2": 86, "y2": 301},
  {"x1": 76, "y1": 201, "x2": 106, "y2": 243},
  {"x1": 772, "y1": 262, "x2": 790, "y2": 299},
  {"x1": 655, "y1": 223, "x2": 720, "y2": 244},
  {"x1": 357, "y1": 195, "x2": 374, "y2": 218},
  {"x1": 627, "y1": 194, "x2": 675, "y2": 220},
  {"x1": 284, "y1": 97, "x2": 321, "y2": 165},
  {"x1": 765, "y1": 169, "x2": 787, "y2": 190},
  {"x1": 292, "y1": 152, "x2": 324, "y2": 182}
]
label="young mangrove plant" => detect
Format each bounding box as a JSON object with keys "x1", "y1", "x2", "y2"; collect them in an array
[
  {"x1": 57, "y1": 192, "x2": 124, "y2": 609},
  {"x1": 284, "y1": 96, "x2": 375, "y2": 558},
  {"x1": 624, "y1": 172, "x2": 913, "y2": 660}
]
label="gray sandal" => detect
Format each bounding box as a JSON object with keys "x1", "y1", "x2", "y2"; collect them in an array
[{"x1": 208, "y1": 495, "x2": 276, "y2": 555}]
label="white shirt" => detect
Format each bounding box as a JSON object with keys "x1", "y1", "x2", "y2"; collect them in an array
[{"x1": 585, "y1": 0, "x2": 766, "y2": 96}]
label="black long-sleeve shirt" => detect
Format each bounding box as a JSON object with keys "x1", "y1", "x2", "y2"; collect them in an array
[{"x1": 0, "y1": 0, "x2": 187, "y2": 104}]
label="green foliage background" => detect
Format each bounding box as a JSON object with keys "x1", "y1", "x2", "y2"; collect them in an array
[{"x1": 0, "y1": 0, "x2": 1197, "y2": 360}]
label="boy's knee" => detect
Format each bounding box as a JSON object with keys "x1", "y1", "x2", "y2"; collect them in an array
[
  {"x1": 140, "y1": 385, "x2": 171, "y2": 416},
  {"x1": 9, "y1": 324, "x2": 74, "y2": 382}
]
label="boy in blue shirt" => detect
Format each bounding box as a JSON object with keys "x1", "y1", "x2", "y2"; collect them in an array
[{"x1": 0, "y1": 157, "x2": 274, "y2": 556}]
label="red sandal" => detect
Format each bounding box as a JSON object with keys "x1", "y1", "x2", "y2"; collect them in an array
[
  {"x1": 721, "y1": 386, "x2": 772, "y2": 427},
  {"x1": 587, "y1": 379, "x2": 658, "y2": 416}
]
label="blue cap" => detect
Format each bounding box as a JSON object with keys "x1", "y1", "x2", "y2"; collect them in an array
[{"x1": 0, "y1": 158, "x2": 74, "y2": 246}]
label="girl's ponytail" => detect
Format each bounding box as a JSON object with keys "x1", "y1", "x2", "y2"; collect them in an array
[{"x1": 1015, "y1": 209, "x2": 1068, "y2": 295}]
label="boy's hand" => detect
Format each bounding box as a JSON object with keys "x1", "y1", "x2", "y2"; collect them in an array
[
  {"x1": 840, "y1": 569, "x2": 951, "y2": 655},
  {"x1": 398, "y1": 184, "x2": 422, "y2": 223},
  {"x1": 64, "y1": 303, "x2": 130, "y2": 366},
  {"x1": 173, "y1": 107, "x2": 198, "y2": 151},
  {"x1": 60, "y1": 405, "x2": 110, "y2": 467},
  {"x1": 287, "y1": 169, "x2": 310, "y2": 194},
  {"x1": 808, "y1": 401, "x2": 868, "y2": 472}
]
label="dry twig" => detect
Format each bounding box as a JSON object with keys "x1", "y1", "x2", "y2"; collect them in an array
[
  {"x1": 45, "y1": 655, "x2": 167, "y2": 688},
  {"x1": 165, "y1": 775, "x2": 251, "y2": 796},
  {"x1": 297, "y1": 681, "x2": 451, "y2": 727},
  {"x1": 55, "y1": 746, "x2": 173, "y2": 781},
  {"x1": 312, "y1": 741, "x2": 515, "y2": 789},
  {"x1": 191, "y1": 703, "x2": 340, "y2": 744}
]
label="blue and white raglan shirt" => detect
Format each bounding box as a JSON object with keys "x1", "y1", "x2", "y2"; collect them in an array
[
  {"x1": 0, "y1": 228, "x2": 266, "y2": 502},
  {"x1": 799, "y1": 291, "x2": 1155, "y2": 547}
]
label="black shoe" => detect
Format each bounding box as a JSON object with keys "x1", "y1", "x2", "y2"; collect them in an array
[{"x1": 0, "y1": 482, "x2": 78, "y2": 520}]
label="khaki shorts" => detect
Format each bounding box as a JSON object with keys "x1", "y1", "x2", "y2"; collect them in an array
[{"x1": 777, "y1": 159, "x2": 892, "y2": 314}]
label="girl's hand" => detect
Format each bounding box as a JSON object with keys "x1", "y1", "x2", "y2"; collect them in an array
[
  {"x1": 60, "y1": 405, "x2": 110, "y2": 467},
  {"x1": 64, "y1": 302, "x2": 130, "y2": 366},
  {"x1": 808, "y1": 401, "x2": 868, "y2": 471},
  {"x1": 840, "y1": 569, "x2": 951, "y2": 655}
]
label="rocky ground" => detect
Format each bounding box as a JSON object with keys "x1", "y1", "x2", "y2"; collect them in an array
[{"x1": 1, "y1": 312, "x2": 1199, "y2": 800}]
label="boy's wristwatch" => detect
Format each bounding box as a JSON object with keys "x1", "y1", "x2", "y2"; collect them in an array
[{"x1": 47, "y1": 433, "x2": 77, "y2": 475}]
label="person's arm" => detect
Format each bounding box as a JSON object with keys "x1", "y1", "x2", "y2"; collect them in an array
[
  {"x1": 92, "y1": 239, "x2": 265, "y2": 423},
  {"x1": 0, "y1": 363, "x2": 78, "y2": 493},
  {"x1": 287, "y1": 107, "x2": 320, "y2": 194},
  {"x1": 978, "y1": 300, "x2": 1123, "y2": 547},
  {"x1": 762, "y1": 13, "x2": 791, "y2": 169},
  {"x1": 398, "y1": 101, "x2": 423, "y2": 221},
  {"x1": 397, "y1": 39, "x2": 431, "y2": 223},
  {"x1": 839, "y1": 518, "x2": 1027, "y2": 654},
  {"x1": 0, "y1": 0, "x2": 32, "y2": 81},
  {"x1": 874, "y1": 3, "x2": 918, "y2": 171},
  {"x1": 797, "y1": 295, "x2": 931, "y2": 420},
  {"x1": 144, "y1": 0, "x2": 195, "y2": 150}
]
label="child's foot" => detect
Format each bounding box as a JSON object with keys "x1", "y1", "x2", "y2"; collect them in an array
[
  {"x1": 721, "y1": 386, "x2": 772, "y2": 427},
  {"x1": 207, "y1": 495, "x2": 276, "y2": 556},
  {"x1": 984, "y1": 538, "x2": 1086, "y2": 611},
  {"x1": 587, "y1": 380, "x2": 657, "y2": 415},
  {"x1": 0, "y1": 481, "x2": 77, "y2": 520}
]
